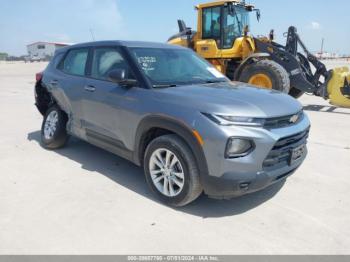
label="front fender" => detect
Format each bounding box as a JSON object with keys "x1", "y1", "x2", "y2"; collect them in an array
[
  {"x1": 233, "y1": 52, "x2": 271, "y2": 80},
  {"x1": 133, "y1": 114, "x2": 210, "y2": 181}
]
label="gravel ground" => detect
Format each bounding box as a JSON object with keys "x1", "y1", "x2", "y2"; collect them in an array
[{"x1": 0, "y1": 60, "x2": 349, "y2": 255}]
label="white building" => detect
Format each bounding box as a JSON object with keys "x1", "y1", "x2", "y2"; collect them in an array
[
  {"x1": 26, "y1": 42, "x2": 71, "y2": 61},
  {"x1": 315, "y1": 52, "x2": 341, "y2": 60}
]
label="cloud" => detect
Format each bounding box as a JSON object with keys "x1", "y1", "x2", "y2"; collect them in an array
[
  {"x1": 57, "y1": 0, "x2": 125, "y2": 41},
  {"x1": 84, "y1": 0, "x2": 122, "y2": 27},
  {"x1": 0, "y1": 0, "x2": 125, "y2": 55},
  {"x1": 308, "y1": 21, "x2": 321, "y2": 30},
  {"x1": 45, "y1": 33, "x2": 72, "y2": 43}
]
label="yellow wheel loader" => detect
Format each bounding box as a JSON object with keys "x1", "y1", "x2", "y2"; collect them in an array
[{"x1": 168, "y1": 0, "x2": 350, "y2": 108}]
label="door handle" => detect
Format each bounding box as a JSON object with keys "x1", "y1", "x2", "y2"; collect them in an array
[
  {"x1": 84, "y1": 85, "x2": 96, "y2": 92},
  {"x1": 50, "y1": 80, "x2": 58, "y2": 86}
]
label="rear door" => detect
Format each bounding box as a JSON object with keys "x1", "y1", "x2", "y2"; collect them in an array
[
  {"x1": 81, "y1": 46, "x2": 137, "y2": 153},
  {"x1": 49, "y1": 48, "x2": 90, "y2": 135}
]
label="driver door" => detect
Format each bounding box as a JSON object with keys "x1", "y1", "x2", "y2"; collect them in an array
[{"x1": 81, "y1": 47, "x2": 136, "y2": 152}]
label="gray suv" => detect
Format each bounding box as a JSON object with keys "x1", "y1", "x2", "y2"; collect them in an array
[{"x1": 35, "y1": 41, "x2": 310, "y2": 206}]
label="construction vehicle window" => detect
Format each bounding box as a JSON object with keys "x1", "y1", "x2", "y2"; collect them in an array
[
  {"x1": 91, "y1": 48, "x2": 135, "y2": 81},
  {"x1": 222, "y1": 6, "x2": 249, "y2": 49},
  {"x1": 202, "y1": 7, "x2": 221, "y2": 40}
]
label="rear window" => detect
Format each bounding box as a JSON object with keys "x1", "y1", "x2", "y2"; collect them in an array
[
  {"x1": 60, "y1": 49, "x2": 89, "y2": 76},
  {"x1": 52, "y1": 53, "x2": 64, "y2": 68}
]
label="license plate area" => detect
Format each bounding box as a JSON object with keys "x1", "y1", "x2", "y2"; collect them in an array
[{"x1": 289, "y1": 144, "x2": 306, "y2": 165}]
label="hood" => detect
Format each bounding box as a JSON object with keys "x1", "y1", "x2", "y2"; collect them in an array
[{"x1": 154, "y1": 82, "x2": 302, "y2": 118}]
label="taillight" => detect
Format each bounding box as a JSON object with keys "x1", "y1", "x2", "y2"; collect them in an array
[{"x1": 36, "y1": 72, "x2": 43, "y2": 82}]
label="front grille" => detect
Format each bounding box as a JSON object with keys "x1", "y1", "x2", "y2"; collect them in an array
[
  {"x1": 264, "y1": 111, "x2": 304, "y2": 129},
  {"x1": 263, "y1": 128, "x2": 310, "y2": 169}
]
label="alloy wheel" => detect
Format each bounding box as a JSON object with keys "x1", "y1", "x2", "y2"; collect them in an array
[
  {"x1": 44, "y1": 110, "x2": 59, "y2": 140},
  {"x1": 149, "y1": 148, "x2": 185, "y2": 197}
]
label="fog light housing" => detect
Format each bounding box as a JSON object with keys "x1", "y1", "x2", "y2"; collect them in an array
[{"x1": 225, "y1": 138, "x2": 254, "y2": 158}]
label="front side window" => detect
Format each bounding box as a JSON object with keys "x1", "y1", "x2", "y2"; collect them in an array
[
  {"x1": 222, "y1": 6, "x2": 250, "y2": 48},
  {"x1": 202, "y1": 7, "x2": 221, "y2": 40},
  {"x1": 91, "y1": 48, "x2": 134, "y2": 81},
  {"x1": 130, "y1": 48, "x2": 228, "y2": 87},
  {"x1": 61, "y1": 49, "x2": 89, "y2": 76}
]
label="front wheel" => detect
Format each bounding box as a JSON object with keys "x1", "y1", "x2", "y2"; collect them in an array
[
  {"x1": 41, "y1": 105, "x2": 69, "y2": 149},
  {"x1": 144, "y1": 135, "x2": 202, "y2": 207},
  {"x1": 239, "y1": 60, "x2": 290, "y2": 94}
]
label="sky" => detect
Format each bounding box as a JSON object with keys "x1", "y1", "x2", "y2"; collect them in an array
[{"x1": 0, "y1": 0, "x2": 349, "y2": 56}]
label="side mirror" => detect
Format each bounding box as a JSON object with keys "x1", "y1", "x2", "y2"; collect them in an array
[
  {"x1": 108, "y1": 69, "x2": 138, "y2": 87},
  {"x1": 108, "y1": 69, "x2": 126, "y2": 83}
]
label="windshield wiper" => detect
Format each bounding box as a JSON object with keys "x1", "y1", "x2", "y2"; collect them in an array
[
  {"x1": 205, "y1": 79, "x2": 226, "y2": 84},
  {"x1": 152, "y1": 84, "x2": 177, "y2": 88}
]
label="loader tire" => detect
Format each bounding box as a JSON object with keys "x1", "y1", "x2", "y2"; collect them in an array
[{"x1": 239, "y1": 60, "x2": 290, "y2": 94}]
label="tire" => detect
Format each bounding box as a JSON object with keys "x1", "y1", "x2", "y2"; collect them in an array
[
  {"x1": 239, "y1": 60, "x2": 290, "y2": 93},
  {"x1": 144, "y1": 135, "x2": 202, "y2": 207},
  {"x1": 41, "y1": 105, "x2": 69, "y2": 149}
]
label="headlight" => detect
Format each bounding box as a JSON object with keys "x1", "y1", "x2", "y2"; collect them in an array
[
  {"x1": 202, "y1": 113, "x2": 265, "y2": 127},
  {"x1": 225, "y1": 138, "x2": 255, "y2": 158}
]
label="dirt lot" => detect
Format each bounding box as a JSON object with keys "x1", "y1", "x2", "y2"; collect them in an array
[{"x1": 0, "y1": 61, "x2": 350, "y2": 255}]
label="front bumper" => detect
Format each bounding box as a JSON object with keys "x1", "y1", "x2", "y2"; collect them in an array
[
  {"x1": 199, "y1": 113, "x2": 310, "y2": 199},
  {"x1": 202, "y1": 153, "x2": 306, "y2": 199}
]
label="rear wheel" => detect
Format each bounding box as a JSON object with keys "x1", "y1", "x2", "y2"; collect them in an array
[
  {"x1": 144, "y1": 135, "x2": 202, "y2": 207},
  {"x1": 239, "y1": 60, "x2": 290, "y2": 93},
  {"x1": 41, "y1": 105, "x2": 69, "y2": 149}
]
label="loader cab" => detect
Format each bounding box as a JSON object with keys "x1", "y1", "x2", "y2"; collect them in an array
[
  {"x1": 195, "y1": 1, "x2": 257, "y2": 60},
  {"x1": 201, "y1": 2, "x2": 250, "y2": 49}
]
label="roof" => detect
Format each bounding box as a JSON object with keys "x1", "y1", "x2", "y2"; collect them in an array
[
  {"x1": 66, "y1": 40, "x2": 186, "y2": 50},
  {"x1": 196, "y1": 0, "x2": 253, "y2": 9},
  {"x1": 27, "y1": 41, "x2": 73, "y2": 47}
]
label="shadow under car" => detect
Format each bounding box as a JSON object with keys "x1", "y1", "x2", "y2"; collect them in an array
[{"x1": 27, "y1": 130, "x2": 286, "y2": 218}]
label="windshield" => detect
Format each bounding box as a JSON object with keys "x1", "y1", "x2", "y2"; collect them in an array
[
  {"x1": 223, "y1": 6, "x2": 250, "y2": 49},
  {"x1": 130, "y1": 48, "x2": 229, "y2": 87}
]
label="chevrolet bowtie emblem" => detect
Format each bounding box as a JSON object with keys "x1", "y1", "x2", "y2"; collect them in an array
[{"x1": 290, "y1": 114, "x2": 299, "y2": 123}]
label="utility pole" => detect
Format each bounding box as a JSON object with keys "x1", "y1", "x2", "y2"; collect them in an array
[{"x1": 321, "y1": 38, "x2": 324, "y2": 54}]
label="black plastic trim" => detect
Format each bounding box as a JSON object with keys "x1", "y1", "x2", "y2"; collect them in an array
[
  {"x1": 225, "y1": 137, "x2": 255, "y2": 159},
  {"x1": 134, "y1": 115, "x2": 210, "y2": 188},
  {"x1": 86, "y1": 129, "x2": 134, "y2": 161}
]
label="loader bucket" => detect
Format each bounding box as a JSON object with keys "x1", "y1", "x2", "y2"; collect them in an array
[{"x1": 327, "y1": 67, "x2": 350, "y2": 108}]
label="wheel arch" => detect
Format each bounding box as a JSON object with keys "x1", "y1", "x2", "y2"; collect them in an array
[
  {"x1": 134, "y1": 115, "x2": 209, "y2": 179},
  {"x1": 233, "y1": 52, "x2": 271, "y2": 81},
  {"x1": 35, "y1": 80, "x2": 56, "y2": 116}
]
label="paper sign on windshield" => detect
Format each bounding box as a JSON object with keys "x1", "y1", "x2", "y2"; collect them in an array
[{"x1": 207, "y1": 67, "x2": 225, "y2": 78}]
